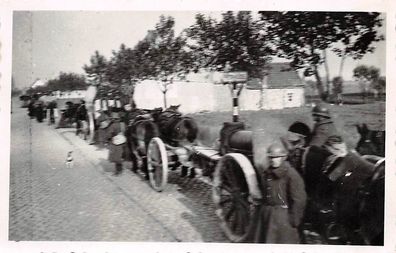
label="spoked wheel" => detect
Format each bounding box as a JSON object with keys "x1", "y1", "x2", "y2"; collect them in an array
[
  {"x1": 213, "y1": 153, "x2": 262, "y2": 242},
  {"x1": 147, "y1": 137, "x2": 168, "y2": 192}
]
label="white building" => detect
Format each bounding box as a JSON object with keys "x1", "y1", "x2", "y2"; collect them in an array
[{"x1": 248, "y1": 62, "x2": 305, "y2": 110}]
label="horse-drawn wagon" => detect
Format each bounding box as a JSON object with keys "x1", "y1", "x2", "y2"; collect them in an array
[{"x1": 138, "y1": 113, "x2": 262, "y2": 242}]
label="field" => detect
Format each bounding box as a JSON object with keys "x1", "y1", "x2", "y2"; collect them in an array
[{"x1": 189, "y1": 101, "x2": 385, "y2": 166}]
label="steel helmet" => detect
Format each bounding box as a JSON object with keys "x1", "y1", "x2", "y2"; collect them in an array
[
  {"x1": 312, "y1": 104, "x2": 331, "y2": 118},
  {"x1": 267, "y1": 143, "x2": 288, "y2": 157}
]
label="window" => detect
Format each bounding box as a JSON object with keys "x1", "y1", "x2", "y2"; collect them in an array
[{"x1": 287, "y1": 92, "x2": 293, "y2": 101}]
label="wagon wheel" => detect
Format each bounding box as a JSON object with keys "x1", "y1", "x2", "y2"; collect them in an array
[
  {"x1": 213, "y1": 153, "x2": 262, "y2": 242},
  {"x1": 147, "y1": 137, "x2": 168, "y2": 192}
]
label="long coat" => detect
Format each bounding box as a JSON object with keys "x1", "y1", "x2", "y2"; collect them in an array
[
  {"x1": 107, "y1": 121, "x2": 126, "y2": 163},
  {"x1": 96, "y1": 112, "x2": 110, "y2": 144},
  {"x1": 310, "y1": 119, "x2": 340, "y2": 147},
  {"x1": 252, "y1": 161, "x2": 307, "y2": 244}
]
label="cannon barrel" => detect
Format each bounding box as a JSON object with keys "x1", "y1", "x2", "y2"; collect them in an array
[{"x1": 228, "y1": 130, "x2": 253, "y2": 153}]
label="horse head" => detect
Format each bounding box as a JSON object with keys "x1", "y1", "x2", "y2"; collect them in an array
[
  {"x1": 172, "y1": 117, "x2": 198, "y2": 143},
  {"x1": 356, "y1": 123, "x2": 385, "y2": 157}
]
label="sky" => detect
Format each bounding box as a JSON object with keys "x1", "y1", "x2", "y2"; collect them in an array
[{"x1": 12, "y1": 11, "x2": 386, "y2": 89}]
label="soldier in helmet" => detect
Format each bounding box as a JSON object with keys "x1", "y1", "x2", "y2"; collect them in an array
[
  {"x1": 252, "y1": 142, "x2": 307, "y2": 244},
  {"x1": 310, "y1": 104, "x2": 341, "y2": 147},
  {"x1": 107, "y1": 112, "x2": 127, "y2": 176}
]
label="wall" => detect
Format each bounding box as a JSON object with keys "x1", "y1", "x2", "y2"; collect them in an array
[
  {"x1": 134, "y1": 81, "x2": 303, "y2": 113},
  {"x1": 262, "y1": 88, "x2": 304, "y2": 110},
  {"x1": 54, "y1": 90, "x2": 87, "y2": 99}
]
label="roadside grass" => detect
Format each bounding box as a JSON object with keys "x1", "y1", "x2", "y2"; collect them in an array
[{"x1": 189, "y1": 102, "x2": 385, "y2": 156}]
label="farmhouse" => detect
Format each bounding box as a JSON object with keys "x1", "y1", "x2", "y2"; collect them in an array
[{"x1": 246, "y1": 62, "x2": 305, "y2": 110}]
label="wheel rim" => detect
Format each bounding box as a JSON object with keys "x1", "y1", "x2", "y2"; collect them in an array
[
  {"x1": 213, "y1": 153, "x2": 258, "y2": 242},
  {"x1": 147, "y1": 137, "x2": 168, "y2": 192}
]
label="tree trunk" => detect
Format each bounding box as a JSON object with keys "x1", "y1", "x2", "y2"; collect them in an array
[
  {"x1": 163, "y1": 91, "x2": 167, "y2": 108},
  {"x1": 127, "y1": 79, "x2": 136, "y2": 108},
  {"x1": 323, "y1": 49, "x2": 331, "y2": 96},
  {"x1": 313, "y1": 66, "x2": 326, "y2": 101},
  {"x1": 338, "y1": 52, "x2": 346, "y2": 77}
]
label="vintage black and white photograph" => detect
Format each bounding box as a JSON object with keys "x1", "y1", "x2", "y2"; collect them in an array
[{"x1": 5, "y1": 6, "x2": 389, "y2": 251}]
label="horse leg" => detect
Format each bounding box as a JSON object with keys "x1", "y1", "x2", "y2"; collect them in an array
[{"x1": 130, "y1": 150, "x2": 140, "y2": 173}]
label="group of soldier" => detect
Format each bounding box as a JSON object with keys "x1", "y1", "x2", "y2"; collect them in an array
[
  {"x1": 253, "y1": 104, "x2": 343, "y2": 243},
  {"x1": 27, "y1": 98, "x2": 56, "y2": 124}
]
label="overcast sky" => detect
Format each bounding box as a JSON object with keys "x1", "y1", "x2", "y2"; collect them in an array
[{"x1": 12, "y1": 11, "x2": 386, "y2": 89}]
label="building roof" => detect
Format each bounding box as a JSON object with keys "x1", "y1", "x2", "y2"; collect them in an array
[{"x1": 247, "y1": 62, "x2": 304, "y2": 90}]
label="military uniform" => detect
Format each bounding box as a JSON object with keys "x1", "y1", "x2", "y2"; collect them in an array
[
  {"x1": 252, "y1": 161, "x2": 307, "y2": 243},
  {"x1": 310, "y1": 118, "x2": 339, "y2": 147},
  {"x1": 107, "y1": 113, "x2": 127, "y2": 175},
  {"x1": 107, "y1": 121, "x2": 126, "y2": 163},
  {"x1": 75, "y1": 102, "x2": 87, "y2": 135},
  {"x1": 96, "y1": 112, "x2": 110, "y2": 146}
]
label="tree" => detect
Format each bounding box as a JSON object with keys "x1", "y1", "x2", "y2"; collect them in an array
[
  {"x1": 26, "y1": 72, "x2": 88, "y2": 95},
  {"x1": 187, "y1": 11, "x2": 272, "y2": 77},
  {"x1": 353, "y1": 65, "x2": 380, "y2": 101},
  {"x1": 107, "y1": 44, "x2": 140, "y2": 106},
  {"x1": 52, "y1": 72, "x2": 89, "y2": 91},
  {"x1": 83, "y1": 50, "x2": 108, "y2": 86},
  {"x1": 332, "y1": 76, "x2": 343, "y2": 104},
  {"x1": 137, "y1": 15, "x2": 193, "y2": 108},
  {"x1": 259, "y1": 12, "x2": 341, "y2": 100},
  {"x1": 375, "y1": 76, "x2": 386, "y2": 96},
  {"x1": 259, "y1": 11, "x2": 384, "y2": 101},
  {"x1": 187, "y1": 11, "x2": 272, "y2": 120},
  {"x1": 331, "y1": 12, "x2": 384, "y2": 77}
]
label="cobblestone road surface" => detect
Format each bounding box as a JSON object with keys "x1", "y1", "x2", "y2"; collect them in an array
[{"x1": 9, "y1": 102, "x2": 228, "y2": 242}]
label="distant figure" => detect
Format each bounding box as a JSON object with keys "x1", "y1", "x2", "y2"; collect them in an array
[
  {"x1": 28, "y1": 100, "x2": 35, "y2": 118},
  {"x1": 35, "y1": 102, "x2": 44, "y2": 123},
  {"x1": 65, "y1": 151, "x2": 74, "y2": 168},
  {"x1": 47, "y1": 101, "x2": 56, "y2": 125}
]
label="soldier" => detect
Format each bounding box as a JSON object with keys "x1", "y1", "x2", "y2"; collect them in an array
[
  {"x1": 28, "y1": 99, "x2": 36, "y2": 118},
  {"x1": 310, "y1": 104, "x2": 348, "y2": 159},
  {"x1": 75, "y1": 100, "x2": 87, "y2": 136},
  {"x1": 107, "y1": 112, "x2": 127, "y2": 176},
  {"x1": 252, "y1": 143, "x2": 307, "y2": 244},
  {"x1": 310, "y1": 104, "x2": 341, "y2": 147},
  {"x1": 35, "y1": 102, "x2": 44, "y2": 123}
]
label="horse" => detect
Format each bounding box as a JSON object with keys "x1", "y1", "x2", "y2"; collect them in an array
[
  {"x1": 356, "y1": 123, "x2": 385, "y2": 157},
  {"x1": 286, "y1": 121, "x2": 385, "y2": 245},
  {"x1": 155, "y1": 105, "x2": 198, "y2": 145},
  {"x1": 126, "y1": 110, "x2": 160, "y2": 179}
]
